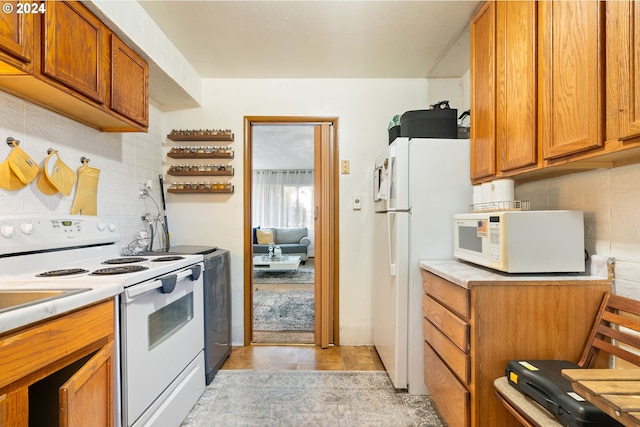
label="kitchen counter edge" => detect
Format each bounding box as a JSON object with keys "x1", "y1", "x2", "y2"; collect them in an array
[
  {"x1": 419, "y1": 255, "x2": 613, "y2": 289},
  {"x1": 0, "y1": 284, "x2": 123, "y2": 335}
]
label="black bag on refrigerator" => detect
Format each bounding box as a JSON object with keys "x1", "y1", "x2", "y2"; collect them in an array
[
  {"x1": 505, "y1": 360, "x2": 623, "y2": 427},
  {"x1": 400, "y1": 108, "x2": 457, "y2": 139}
]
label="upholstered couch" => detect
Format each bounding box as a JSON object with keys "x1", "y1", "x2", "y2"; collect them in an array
[{"x1": 253, "y1": 227, "x2": 311, "y2": 261}]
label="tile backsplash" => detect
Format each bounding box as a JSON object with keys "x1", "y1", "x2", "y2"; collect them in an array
[
  {"x1": 516, "y1": 164, "x2": 640, "y2": 300},
  {"x1": 0, "y1": 90, "x2": 165, "y2": 251}
]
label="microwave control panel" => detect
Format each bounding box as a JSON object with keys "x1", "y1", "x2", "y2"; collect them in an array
[{"x1": 488, "y1": 216, "x2": 501, "y2": 263}]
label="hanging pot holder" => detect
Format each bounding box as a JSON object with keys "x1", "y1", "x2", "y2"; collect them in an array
[
  {"x1": 0, "y1": 157, "x2": 26, "y2": 191},
  {"x1": 8, "y1": 142, "x2": 41, "y2": 185},
  {"x1": 47, "y1": 150, "x2": 76, "y2": 196},
  {"x1": 37, "y1": 150, "x2": 60, "y2": 195},
  {"x1": 70, "y1": 159, "x2": 100, "y2": 215}
]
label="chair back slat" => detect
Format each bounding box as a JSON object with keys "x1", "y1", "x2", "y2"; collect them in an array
[
  {"x1": 578, "y1": 293, "x2": 640, "y2": 368},
  {"x1": 591, "y1": 339, "x2": 640, "y2": 367}
]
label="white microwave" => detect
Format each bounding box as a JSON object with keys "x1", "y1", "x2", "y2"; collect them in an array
[{"x1": 453, "y1": 210, "x2": 585, "y2": 273}]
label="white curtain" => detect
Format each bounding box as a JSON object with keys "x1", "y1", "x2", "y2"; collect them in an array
[{"x1": 252, "y1": 170, "x2": 314, "y2": 230}]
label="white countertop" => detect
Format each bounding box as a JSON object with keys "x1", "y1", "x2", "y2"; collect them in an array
[
  {"x1": 419, "y1": 255, "x2": 613, "y2": 289},
  {"x1": 0, "y1": 282, "x2": 122, "y2": 335}
]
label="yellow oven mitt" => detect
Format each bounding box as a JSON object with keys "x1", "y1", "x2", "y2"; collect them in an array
[
  {"x1": 37, "y1": 150, "x2": 60, "y2": 195},
  {"x1": 70, "y1": 161, "x2": 100, "y2": 215},
  {"x1": 0, "y1": 157, "x2": 26, "y2": 191},
  {"x1": 47, "y1": 151, "x2": 76, "y2": 196},
  {"x1": 8, "y1": 143, "x2": 40, "y2": 185}
]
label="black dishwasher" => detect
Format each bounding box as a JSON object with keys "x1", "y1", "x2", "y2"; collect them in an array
[{"x1": 147, "y1": 245, "x2": 231, "y2": 384}]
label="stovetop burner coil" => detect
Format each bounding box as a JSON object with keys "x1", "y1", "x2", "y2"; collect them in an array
[
  {"x1": 91, "y1": 265, "x2": 149, "y2": 275},
  {"x1": 151, "y1": 256, "x2": 185, "y2": 262},
  {"x1": 102, "y1": 257, "x2": 148, "y2": 265},
  {"x1": 36, "y1": 268, "x2": 89, "y2": 277}
]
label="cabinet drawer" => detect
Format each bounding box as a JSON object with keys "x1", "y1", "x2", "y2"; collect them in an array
[
  {"x1": 423, "y1": 294, "x2": 469, "y2": 352},
  {"x1": 424, "y1": 341, "x2": 470, "y2": 427},
  {"x1": 422, "y1": 270, "x2": 470, "y2": 319},
  {"x1": 423, "y1": 318, "x2": 470, "y2": 385}
]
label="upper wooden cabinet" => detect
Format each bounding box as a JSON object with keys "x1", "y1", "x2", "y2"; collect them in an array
[
  {"x1": 111, "y1": 36, "x2": 149, "y2": 127},
  {"x1": 469, "y1": 0, "x2": 640, "y2": 184},
  {"x1": 607, "y1": 1, "x2": 640, "y2": 141},
  {"x1": 42, "y1": 1, "x2": 106, "y2": 104},
  {"x1": 470, "y1": 1, "x2": 539, "y2": 181},
  {"x1": 470, "y1": 1, "x2": 496, "y2": 180},
  {"x1": 496, "y1": 1, "x2": 538, "y2": 173},
  {"x1": 0, "y1": 1, "x2": 34, "y2": 73},
  {"x1": 0, "y1": 1, "x2": 148, "y2": 132},
  {"x1": 539, "y1": 1, "x2": 605, "y2": 160}
]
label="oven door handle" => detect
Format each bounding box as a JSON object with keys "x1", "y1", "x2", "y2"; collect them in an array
[{"x1": 126, "y1": 269, "x2": 195, "y2": 299}]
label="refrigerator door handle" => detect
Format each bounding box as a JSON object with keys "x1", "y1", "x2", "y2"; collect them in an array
[
  {"x1": 388, "y1": 146, "x2": 396, "y2": 211},
  {"x1": 373, "y1": 166, "x2": 382, "y2": 202},
  {"x1": 387, "y1": 211, "x2": 397, "y2": 277}
]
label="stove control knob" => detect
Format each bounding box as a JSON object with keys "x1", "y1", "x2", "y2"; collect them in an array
[
  {"x1": 108, "y1": 223, "x2": 117, "y2": 232},
  {"x1": 97, "y1": 222, "x2": 106, "y2": 231},
  {"x1": 20, "y1": 222, "x2": 34, "y2": 235},
  {"x1": 1, "y1": 224, "x2": 15, "y2": 238}
]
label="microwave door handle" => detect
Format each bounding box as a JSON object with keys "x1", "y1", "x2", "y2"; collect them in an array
[
  {"x1": 125, "y1": 270, "x2": 192, "y2": 300},
  {"x1": 388, "y1": 212, "x2": 397, "y2": 277}
]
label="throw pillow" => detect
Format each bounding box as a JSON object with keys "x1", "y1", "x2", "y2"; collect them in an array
[
  {"x1": 252, "y1": 226, "x2": 261, "y2": 244},
  {"x1": 256, "y1": 229, "x2": 274, "y2": 244},
  {"x1": 277, "y1": 227, "x2": 307, "y2": 244}
]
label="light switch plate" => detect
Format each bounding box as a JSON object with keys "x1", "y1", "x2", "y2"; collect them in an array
[{"x1": 341, "y1": 160, "x2": 350, "y2": 174}]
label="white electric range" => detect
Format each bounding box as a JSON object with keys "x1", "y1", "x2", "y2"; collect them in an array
[{"x1": 0, "y1": 215, "x2": 206, "y2": 427}]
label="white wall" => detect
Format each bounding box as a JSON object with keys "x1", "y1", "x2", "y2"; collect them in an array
[
  {"x1": 163, "y1": 78, "x2": 444, "y2": 345},
  {"x1": 515, "y1": 165, "x2": 640, "y2": 301},
  {"x1": 0, "y1": 90, "x2": 166, "y2": 249}
]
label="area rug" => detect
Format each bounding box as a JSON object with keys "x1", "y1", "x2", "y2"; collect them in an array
[
  {"x1": 253, "y1": 288, "x2": 314, "y2": 331},
  {"x1": 253, "y1": 267, "x2": 314, "y2": 284},
  {"x1": 181, "y1": 370, "x2": 446, "y2": 427}
]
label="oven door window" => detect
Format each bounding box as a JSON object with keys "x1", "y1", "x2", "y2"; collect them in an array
[
  {"x1": 148, "y1": 292, "x2": 193, "y2": 349},
  {"x1": 459, "y1": 225, "x2": 483, "y2": 252}
]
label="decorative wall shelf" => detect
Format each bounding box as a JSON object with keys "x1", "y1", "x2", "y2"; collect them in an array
[
  {"x1": 167, "y1": 152, "x2": 234, "y2": 159},
  {"x1": 167, "y1": 170, "x2": 233, "y2": 177},
  {"x1": 167, "y1": 183, "x2": 234, "y2": 194},
  {"x1": 168, "y1": 188, "x2": 234, "y2": 194},
  {"x1": 165, "y1": 128, "x2": 234, "y2": 195},
  {"x1": 167, "y1": 129, "x2": 234, "y2": 142}
]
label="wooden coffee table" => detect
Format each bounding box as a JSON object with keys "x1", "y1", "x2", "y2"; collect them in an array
[{"x1": 252, "y1": 255, "x2": 301, "y2": 272}]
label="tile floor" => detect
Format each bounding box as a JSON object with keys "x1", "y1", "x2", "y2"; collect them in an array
[{"x1": 221, "y1": 345, "x2": 386, "y2": 371}]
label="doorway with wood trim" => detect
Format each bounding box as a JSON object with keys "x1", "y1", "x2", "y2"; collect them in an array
[{"x1": 243, "y1": 116, "x2": 339, "y2": 348}]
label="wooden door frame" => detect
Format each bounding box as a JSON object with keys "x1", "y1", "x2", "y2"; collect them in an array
[{"x1": 243, "y1": 116, "x2": 340, "y2": 346}]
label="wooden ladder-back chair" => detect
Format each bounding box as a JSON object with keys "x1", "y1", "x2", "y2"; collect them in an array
[{"x1": 494, "y1": 292, "x2": 640, "y2": 427}]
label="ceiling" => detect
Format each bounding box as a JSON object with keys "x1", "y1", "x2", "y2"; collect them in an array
[
  {"x1": 138, "y1": 0, "x2": 482, "y2": 79},
  {"x1": 252, "y1": 125, "x2": 315, "y2": 169},
  {"x1": 135, "y1": 1, "x2": 481, "y2": 166}
]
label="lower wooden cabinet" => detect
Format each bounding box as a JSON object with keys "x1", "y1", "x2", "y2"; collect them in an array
[
  {"x1": 424, "y1": 341, "x2": 470, "y2": 427},
  {"x1": 0, "y1": 300, "x2": 115, "y2": 427},
  {"x1": 421, "y1": 268, "x2": 611, "y2": 427}
]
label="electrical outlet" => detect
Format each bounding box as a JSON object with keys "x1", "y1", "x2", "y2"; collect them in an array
[
  {"x1": 341, "y1": 160, "x2": 350, "y2": 174},
  {"x1": 352, "y1": 196, "x2": 361, "y2": 210}
]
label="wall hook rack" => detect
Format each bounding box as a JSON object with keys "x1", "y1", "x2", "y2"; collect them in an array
[{"x1": 6, "y1": 137, "x2": 20, "y2": 147}]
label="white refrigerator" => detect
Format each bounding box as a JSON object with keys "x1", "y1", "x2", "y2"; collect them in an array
[{"x1": 372, "y1": 137, "x2": 472, "y2": 395}]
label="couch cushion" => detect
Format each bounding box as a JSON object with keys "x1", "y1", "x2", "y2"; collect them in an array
[
  {"x1": 276, "y1": 227, "x2": 307, "y2": 244},
  {"x1": 256, "y1": 229, "x2": 275, "y2": 244}
]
